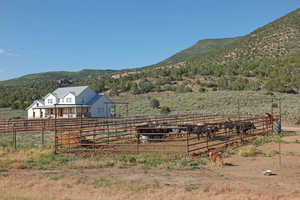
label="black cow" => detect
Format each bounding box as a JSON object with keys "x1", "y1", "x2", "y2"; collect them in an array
[
  {"x1": 203, "y1": 124, "x2": 219, "y2": 140},
  {"x1": 223, "y1": 119, "x2": 235, "y2": 137},
  {"x1": 177, "y1": 124, "x2": 206, "y2": 139},
  {"x1": 136, "y1": 123, "x2": 173, "y2": 143},
  {"x1": 234, "y1": 121, "x2": 256, "y2": 135},
  {"x1": 177, "y1": 123, "x2": 219, "y2": 140}
]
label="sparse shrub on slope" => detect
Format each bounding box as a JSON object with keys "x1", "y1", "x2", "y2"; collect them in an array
[
  {"x1": 150, "y1": 98, "x2": 160, "y2": 109},
  {"x1": 160, "y1": 106, "x2": 171, "y2": 115}
]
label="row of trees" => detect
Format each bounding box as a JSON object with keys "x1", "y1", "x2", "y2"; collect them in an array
[{"x1": 1, "y1": 55, "x2": 300, "y2": 110}]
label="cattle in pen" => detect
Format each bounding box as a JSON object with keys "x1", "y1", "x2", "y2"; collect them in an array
[
  {"x1": 223, "y1": 118, "x2": 235, "y2": 137},
  {"x1": 177, "y1": 123, "x2": 220, "y2": 140},
  {"x1": 135, "y1": 122, "x2": 173, "y2": 143},
  {"x1": 234, "y1": 121, "x2": 256, "y2": 135}
]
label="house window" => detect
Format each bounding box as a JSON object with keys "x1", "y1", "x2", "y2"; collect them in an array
[
  {"x1": 66, "y1": 98, "x2": 72, "y2": 103},
  {"x1": 97, "y1": 107, "x2": 104, "y2": 113},
  {"x1": 48, "y1": 99, "x2": 53, "y2": 104},
  {"x1": 59, "y1": 98, "x2": 64, "y2": 103}
]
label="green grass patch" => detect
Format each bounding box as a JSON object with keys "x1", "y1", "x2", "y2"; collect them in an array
[
  {"x1": 251, "y1": 135, "x2": 284, "y2": 146},
  {"x1": 111, "y1": 153, "x2": 206, "y2": 169},
  {"x1": 25, "y1": 151, "x2": 76, "y2": 169},
  {"x1": 239, "y1": 146, "x2": 259, "y2": 157},
  {"x1": 294, "y1": 139, "x2": 300, "y2": 144},
  {"x1": 49, "y1": 174, "x2": 65, "y2": 181},
  {"x1": 264, "y1": 150, "x2": 280, "y2": 157}
]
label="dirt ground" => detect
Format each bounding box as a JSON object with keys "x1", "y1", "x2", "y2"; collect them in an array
[{"x1": 1, "y1": 133, "x2": 300, "y2": 200}]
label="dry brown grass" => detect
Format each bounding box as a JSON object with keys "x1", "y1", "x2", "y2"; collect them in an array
[
  {"x1": 0, "y1": 148, "x2": 54, "y2": 170},
  {"x1": 1, "y1": 133, "x2": 300, "y2": 200},
  {"x1": 68, "y1": 159, "x2": 104, "y2": 169},
  {"x1": 0, "y1": 148, "x2": 48, "y2": 160},
  {"x1": 0, "y1": 148, "x2": 50, "y2": 162},
  {"x1": 1, "y1": 174, "x2": 298, "y2": 200}
]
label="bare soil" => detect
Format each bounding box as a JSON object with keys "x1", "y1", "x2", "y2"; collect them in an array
[{"x1": 1, "y1": 133, "x2": 300, "y2": 200}]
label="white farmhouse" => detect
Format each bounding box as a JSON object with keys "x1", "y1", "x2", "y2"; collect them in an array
[{"x1": 26, "y1": 86, "x2": 113, "y2": 119}]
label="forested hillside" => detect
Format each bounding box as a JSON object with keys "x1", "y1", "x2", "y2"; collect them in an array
[{"x1": 1, "y1": 8, "x2": 300, "y2": 110}]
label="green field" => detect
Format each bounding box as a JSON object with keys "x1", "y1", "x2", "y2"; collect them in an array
[
  {"x1": 0, "y1": 107, "x2": 26, "y2": 120},
  {"x1": 0, "y1": 90, "x2": 299, "y2": 123},
  {"x1": 114, "y1": 90, "x2": 299, "y2": 123}
]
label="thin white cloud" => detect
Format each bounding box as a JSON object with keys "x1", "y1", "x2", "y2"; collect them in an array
[
  {"x1": 0, "y1": 48, "x2": 19, "y2": 56},
  {"x1": 0, "y1": 49, "x2": 6, "y2": 55}
]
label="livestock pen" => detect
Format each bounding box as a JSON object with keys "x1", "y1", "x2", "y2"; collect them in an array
[
  {"x1": 0, "y1": 97, "x2": 282, "y2": 156},
  {"x1": 54, "y1": 114, "x2": 276, "y2": 156}
]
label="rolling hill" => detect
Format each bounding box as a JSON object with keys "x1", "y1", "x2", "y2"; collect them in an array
[
  {"x1": 155, "y1": 37, "x2": 241, "y2": 66},
  {"x1": 0, "y1": 69, "x2": 118, "y2": 86},
  {"x1": 1, "y1": 8, "x2": 300, "y2": 110},
  {"x1": 154, "y1": 8, "x2": 300, "y2": 68}
]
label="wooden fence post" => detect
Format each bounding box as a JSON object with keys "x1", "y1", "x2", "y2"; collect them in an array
[
  {"x1": 42, "y1": 120, "x2": 45, "y2": 145},
  {"x1": 107, "y1": 120, "x2": 110, "y2": 144},
  {"x1": 93, "y1": 128, "x2": 96, "y2": 153},
  {"x1": 206, "y1": 132, "x2": 209, "y2": 152},
  {"x1": 137, "y1": 131, "x2": 140, "y2": 154},
  {"x1": 13, "y1": 123, "x2": 17, "y2": 150},
  {"x1": 54, "y1": 105, "x2": 57, "y2": 154},
  {"x1": 238, "y1": 99, "x2": 241, "y2": 120},
  {"x1": 186, "y1": 128, "x2": 189, "y2": 156}
]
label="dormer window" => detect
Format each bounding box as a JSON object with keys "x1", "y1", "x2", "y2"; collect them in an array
[
  {"x1": 48, "y1": 99, "x2": 53, "y2": 104},
  {"x1": 37, "y1": 103, "x2": 39, "y2": 107},
  {"x1": 66, "y1": 98, "x2": 72, "y2": 103}
]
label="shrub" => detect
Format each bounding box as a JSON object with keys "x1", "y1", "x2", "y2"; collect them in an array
[
  {"x1": 114, "y1": 155, "x2": 137, "y2": 167},
  {"x1": 150, "y1": 98, "x2": 160, "y2": 109},
  {"x1": 139, "y1": 80, "x2": 155, "y2": 93},
  {"x1": 272, "y1": 103, "x2": 278, "y2": 108},
  {"x1": 264, "y1": 150, "x2": 279, "y2": 157},
  {"x1": 160, "y1": 106, "x2": 171, "y2": 114},
  {"x1": 175, "y1": 85, "x2": 192, "y2": 93},
  {"x1": 239, "y1": 146, "x2": 258, "y2": 157},
  {"x1": 251, "y1": 135, "x2": 283, "y2": 146},
  {"x1": 198, "y1": 88, "x2": 207, "y2": 92},
  {"x1": 264, "y1": 91, "x2": 274, "y2": 96},
  {"x1": 295, "y1": 117, "x2": 300, "y2": 125}
]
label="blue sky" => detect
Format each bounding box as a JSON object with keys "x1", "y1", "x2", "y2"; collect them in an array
[{"x1": 0, "y1": 0, "x2": 299, "y2": 80}]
